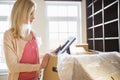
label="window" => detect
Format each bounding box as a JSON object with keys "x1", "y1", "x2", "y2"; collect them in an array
[
  {"x1": 46, "y1": 1, "x2": 81, "y2": 50},
  {"x1": 0, "y1": 0, "x2": 14, "y2": 74}
]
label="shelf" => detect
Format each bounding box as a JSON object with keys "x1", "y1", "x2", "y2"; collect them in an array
[
  {"x1": 94, "y1": 9, "x2": 102, "y2": 16},
  {"x1": 104, "y1": 2, "x2": 118, "y2": 22},
  {"x1": 94, "y1": 12, "x2": 102, "y2": 25},
  {"x1": 88, "y1": 38, "x2": 94, "y2": 40},
  {"x1": 87, "y1": 17, "x2": 93, "y2": 28},
  {"x1": 104, "y1": 19, "x2": 118, "y2": 25},
  {"x1": 88, "y1": 15, "x2": 93, "y2": 19},
  {"x1": 94, "y1": 23, "x2": 103, "y2": 28},
  {"x1": 88, "y1": 40, "x2": 93, "y2": 50},
  {"x1": 94, "y1": 25, "x2": 103, "y2": 38},
  {"x1": 105, "y1": 39, "x2": 119, "y2": 52},
  {"x1": 87, "y1": 5, "x2": 92, "y2": 17},
  {"x1": 105, "y1": 37, "x2": 119, "y2": 40},
  {"x1": 88, "y1": 27, "x2": 94, "y2": 29},
  {"x1": 95, "y1": 40, "x2": 103, "y2": 51},
  {"x1": 94, "y1": 0, "x2": 102, "y2": 13},
  {"x1": 94, "y1": 38, "x2": 104, "y2": 40},
  {"x1": 104, "y1": 0, "x2": 117, "y2": 7},
  {"x1": 104, "y1": 0, "x2": 118, "y2": 10},
  {"x1": 87, "y1": 3, "x2": 92, "y2": 8},
  {"x1": 87, "y1": 0, "x2": 93, "y2": 7},
  {"x1": 87, "y1": 29, "x2": 93, "y2": 38},
  {"x1": 104, "y1": 21, "x2": 118, "y2": 37}
]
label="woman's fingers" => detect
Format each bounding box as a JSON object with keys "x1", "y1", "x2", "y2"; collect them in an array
[
  {"x1": 41, "y1": 54, "x2": 50, "y2": 69},
  {"x1": 51, "y1": 45, "x2": 61, "y2": 54}
]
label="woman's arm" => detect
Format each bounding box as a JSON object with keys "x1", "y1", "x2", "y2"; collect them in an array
[{"x1": 4, "y1": 31, "x2": 41, "y2": 73}]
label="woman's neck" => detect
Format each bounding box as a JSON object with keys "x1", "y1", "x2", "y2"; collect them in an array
[{"x1": 21, "y1": 29, "x2": 32, "y2": 41}]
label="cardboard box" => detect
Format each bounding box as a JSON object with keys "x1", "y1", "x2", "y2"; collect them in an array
[
  {"x1": 76, "y1": 43, "x2": 88, "y2": 51},
  {"x1": 43, "y1": 55, "x2": 60, "y2": 80}
]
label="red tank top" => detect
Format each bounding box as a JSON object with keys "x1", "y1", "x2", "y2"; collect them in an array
[{"x1": 18, "y1": 32, "x2": 39, "y2": 80}]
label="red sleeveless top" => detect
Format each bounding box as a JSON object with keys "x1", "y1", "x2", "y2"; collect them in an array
[{"x1": 18, "y1": 32, "x2": 39, "y2": 80}]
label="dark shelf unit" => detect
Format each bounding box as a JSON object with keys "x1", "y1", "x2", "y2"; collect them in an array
[{"x1": 86, "y1": 0, "x2": 120, "y2": 52}]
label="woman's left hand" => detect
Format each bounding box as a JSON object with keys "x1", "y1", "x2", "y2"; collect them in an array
[{"x1": 41, "y1": 54, "x2": 50, "y2": 69}]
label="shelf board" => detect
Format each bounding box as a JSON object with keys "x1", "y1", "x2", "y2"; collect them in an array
[
  {"x1": 87, "y1": 3, "x2": 92, "y2": 8},
  {"x1": 94, "y1": 0, "x2": 99, "y2": 3},
  {"x1": 94, "y1": 9, "x2": 102, "y2": 15},
  {"x1": 88, "y1": 26, "x2": 94, "y2": 29},
  {"x1": 88, "y1": 38, "x2": 94, "y2": 40},
  {"x1": 87, "y1": 15, "x2": 93, "y2": 19},
  {"x1": 88, "y1": 49, "x2": 97, "y2": 52},
  {"x1": 94, "y1": 38, "x2": 104, "y2": 40},
  {"x1": 94, "y1": 23, "x2": 103, "y2": 28},
  {"x1": 88, "y1": 37, "x2": 119, "y2": 43},
  {"x1": 104, "y1": 19, "x2": 118, "y2": 25},
  {"x1": 105, "y1": 37, "x2": 119, "y2": 40},
  {"x1": 104, "y1": 1, "x2": 118, "y2": 10}
]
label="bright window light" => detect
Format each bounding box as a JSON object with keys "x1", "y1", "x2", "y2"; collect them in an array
[
  {"x1": 46, "y1": 1, "x2": 81, "y2": 50},
  {"x1": 0, "y1": 1, "x2": 14, "y2": 74}
]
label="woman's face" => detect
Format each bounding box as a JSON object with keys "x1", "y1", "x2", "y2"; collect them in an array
[{"x1": 29, "y1": 6, "x2": 35, "y2": 24}]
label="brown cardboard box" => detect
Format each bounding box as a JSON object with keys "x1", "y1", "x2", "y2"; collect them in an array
[
  {"x1": 76, "y1": 43, "x2": 88, "y2": 51},
  {"x1": 43, "y1": 55, "x2": 60, "y2": 80}
]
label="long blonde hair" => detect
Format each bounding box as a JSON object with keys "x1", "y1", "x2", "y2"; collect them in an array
[{"x1": 10, "y1": 0, "x2": 36, "y2": 39}]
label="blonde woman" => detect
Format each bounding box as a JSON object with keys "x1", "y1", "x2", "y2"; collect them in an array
[{"x1": 4, "y1": 0, "x2": 59, "y2": 80}]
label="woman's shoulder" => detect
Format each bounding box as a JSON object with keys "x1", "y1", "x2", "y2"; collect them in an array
[
  {"x1": 4, "y1": 29, "x2": 13, "y2": 39},
  {"x1": 4, "y1": 29, "x2": 11, "y2": 33}
]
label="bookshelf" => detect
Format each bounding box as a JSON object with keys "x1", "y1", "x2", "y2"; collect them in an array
[{"x1": 86, "y1": 0, "x2": 120, "y2": 52}]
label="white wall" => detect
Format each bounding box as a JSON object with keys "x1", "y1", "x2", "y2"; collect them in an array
[
  {"x1": 81, "y1": 0, "x2": 87, "y2": 43},
  {"x1": 32, "y1": 0, "x2": 48, "y2": 54}
]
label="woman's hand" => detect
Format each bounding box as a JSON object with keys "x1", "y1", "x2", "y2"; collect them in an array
[
  {"x1": 41, "y1": 54, "x2": 50, "y2": 69},
  {"x1": 51, "y1": 45, "x2": 61, "y2": 54}
]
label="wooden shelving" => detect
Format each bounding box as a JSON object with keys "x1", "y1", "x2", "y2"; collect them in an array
[{"x1": 86, "y1": 0, "x2": 120, "y2": 52}]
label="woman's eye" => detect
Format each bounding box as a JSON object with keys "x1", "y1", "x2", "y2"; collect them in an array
[{"x1": 30, "y1": 13, "x2": 33, "y2": 15}]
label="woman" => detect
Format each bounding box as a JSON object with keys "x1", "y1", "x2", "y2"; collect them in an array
[{"x1": 4, "y1": 0, "x2": 58, "y2": 80}]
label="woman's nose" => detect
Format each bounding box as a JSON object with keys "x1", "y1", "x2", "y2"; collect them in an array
[
  {"x1": 30, "y1": 16, "x2": 35, "y2": 23},
  {"x1": 32, "y1": 15, "x2": 35, "y2": 20}
]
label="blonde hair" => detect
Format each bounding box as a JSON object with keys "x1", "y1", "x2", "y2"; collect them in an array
[{"x1": 10, "y1": 0, "x2": 36, "y2": 39}]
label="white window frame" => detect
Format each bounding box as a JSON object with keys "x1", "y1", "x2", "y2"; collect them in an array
[{"x1": 45, "y1": 1, "x2": 82, "y2": 50}]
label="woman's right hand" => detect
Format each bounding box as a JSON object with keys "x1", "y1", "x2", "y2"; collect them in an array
[
  {"x1": 51, "y1": 45, "x2": 61, "y2": 54},
  {"x1": 41, "y1": 53, "x2": 50, "y2": 69}
]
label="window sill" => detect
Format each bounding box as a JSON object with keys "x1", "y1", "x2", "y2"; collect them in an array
[
  {"x1": 0, "y1": 72, "x2": 8, "y2": 76},
  {"x1": 0, "y1": 70, "x2": 8, "y2": 76}
]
